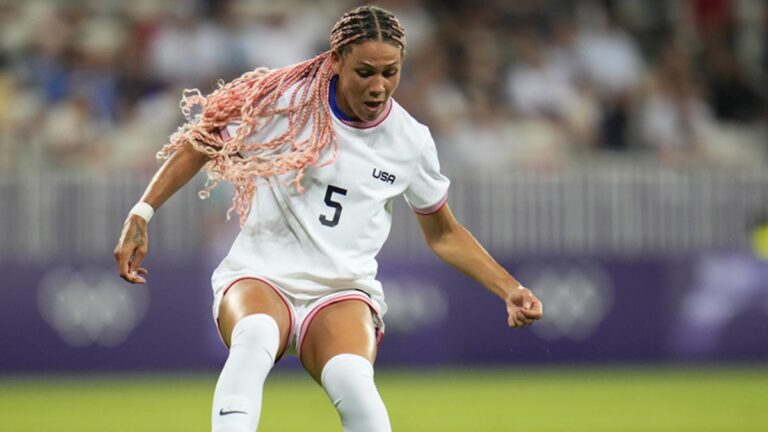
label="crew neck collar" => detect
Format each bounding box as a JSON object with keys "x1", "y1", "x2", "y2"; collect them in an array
[{"x1": 329, "y1": 75, "x2": 392, "y2": 129}]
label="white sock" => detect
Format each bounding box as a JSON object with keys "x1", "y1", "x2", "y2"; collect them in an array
[
  {"x1": 211, "y1": 314, "x2": 279, "y2": 432},
  {"x1": 321, "y1": 354, "x2": 391, "y2": 432}
]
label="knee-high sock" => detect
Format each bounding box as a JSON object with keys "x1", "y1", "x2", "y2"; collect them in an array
[
  {"x1": 211, "y1": 314, "x2": 279, "y2": 432},
  {"x1": 321, "y1": 354, "x2": 391, "y2": 432}
]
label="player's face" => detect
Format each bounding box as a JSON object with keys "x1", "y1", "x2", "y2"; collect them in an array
[{"x1": 332, "y1": 40, "x2": 402, "y2": 122}]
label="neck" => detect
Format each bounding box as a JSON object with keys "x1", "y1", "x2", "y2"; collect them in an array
[{"x1": 330, "y1": 75, "x2": 359, "y2": 121}]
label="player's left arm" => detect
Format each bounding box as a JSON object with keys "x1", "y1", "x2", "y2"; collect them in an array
[{"x1": 415, "y1": 204, "x2": 543, "y2": 328}]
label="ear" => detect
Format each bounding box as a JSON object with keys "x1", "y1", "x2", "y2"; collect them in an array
[{"x1": 330, "y1": 50, "x2": 342, "y2": 75}]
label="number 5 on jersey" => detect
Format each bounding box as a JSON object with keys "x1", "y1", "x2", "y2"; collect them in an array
[{"x1": 319, "y1": 185, "x2": 347, "y2": 227}]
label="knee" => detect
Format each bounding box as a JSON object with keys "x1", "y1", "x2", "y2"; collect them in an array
[
  {"x1": 230, "y1": 314, "x2": 280, "y2": 361},
  {"x1": 321, "y1": 354, "x2": 375, "y2": 399},
  {"x1": 321, "y1": 354, "x2": 391, "y2": 432}
]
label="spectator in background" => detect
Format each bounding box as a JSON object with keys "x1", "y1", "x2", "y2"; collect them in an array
[
  {"x1": 763, "y1": 5, "x2": 768, "y2": 81},
  {"x1": 548, "y1": 18, "x2": 583, "y2": 92},
  {"x1": 69, "y1": 11, "x2": 126, "y2": 126},
  {"x1": 395, "y1": 39, "x2": 467, "y2": 142},
  {"x1": 376, "y1": 0, "x2": 437, "y2": 55},
  {"x1": 0, "y1": 53, "x2": 11, "y2": 172},
  {"x1": 148, "y1": 0, "x2": 233, "y2": 88},
  {"x1": 116, "y1": 17, "x2": 167, "y2": 114},
  {"x1": 235, "y1": 0, "x2": 330, "y2": 70},
  {"x1": 704, "y1": 45, "x2": 765, "y2": 123},
  {"x1": 29, "y1": 5, "x2": 125, "y2": 171},
  {"x1": 574, "y1": 6, "x2": 643, "y2": 150},
  {"x1": 503, "y1": 27, "x2": 598, "y2": 152},
  {"x1": 691, "y1": 0, "x2": 735, "y2": 46},
  {"x1": 1, "y1": 3, "x2": 74, "y2": 173},
  {"x1": 446, "y1": 93, "x2": 517, "y2": 169},
  {"x1": 41, "y1": 91, "x2": 104, "y2": 170},
  {"x1": 18, "y1": 4, "x2": 73, "y2": 105},
  {"x1": 112, "y1": 2, "x2": 199, "y2": 173},
  {"x1": 451, "y1": 7, "x2": 505, "y2": 105},
  {"x1": 506, "y1": 30, "x2": 575, "y2": 121},
  {"x1": 638, "y1": 45, "x2": 714, "y2": 166}
]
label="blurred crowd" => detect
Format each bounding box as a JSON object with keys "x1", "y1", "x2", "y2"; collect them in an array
[{"x1": 0, "y1": 0, "x2": 766, "y2": 175}]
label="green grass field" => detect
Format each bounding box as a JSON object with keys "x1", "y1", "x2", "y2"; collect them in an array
[{"x1": 1, "y1": 366, "x2": 766, "y2": 431}]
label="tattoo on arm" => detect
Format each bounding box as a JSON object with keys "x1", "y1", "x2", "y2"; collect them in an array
[{"x1": 130, "y1": 221, "x2": 145, "y2": 247}]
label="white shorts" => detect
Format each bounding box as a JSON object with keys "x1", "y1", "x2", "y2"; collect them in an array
[{"x1": 213, "y1": 276, "x2": 385, "y2": 359}]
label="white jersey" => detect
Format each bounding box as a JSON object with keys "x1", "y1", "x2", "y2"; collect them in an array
[{"x1": 211, "y1": 79, "x2": 450, "y2": 317}]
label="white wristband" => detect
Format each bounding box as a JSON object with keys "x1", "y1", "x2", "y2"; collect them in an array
[{"x1": 129, "y1": 202, "x2": 155, "y2": 223}]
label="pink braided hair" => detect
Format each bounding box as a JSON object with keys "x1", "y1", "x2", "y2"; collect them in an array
[{"x1": 156, "y1": 6, "x2": 406, "y2": 226}]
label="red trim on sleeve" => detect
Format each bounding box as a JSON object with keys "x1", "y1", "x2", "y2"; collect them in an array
[{"x1": 412, "y1": 193, "x2": 448, "y2": 215}]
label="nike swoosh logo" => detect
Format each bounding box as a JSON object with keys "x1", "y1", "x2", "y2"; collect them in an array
[{"x1": 219, "y1": 409, "x2": 248, "y2": 416}]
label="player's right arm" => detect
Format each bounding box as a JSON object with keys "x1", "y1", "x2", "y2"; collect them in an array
[{"x1": 114, "y1": 140, "x2": 212, "y2": 284}]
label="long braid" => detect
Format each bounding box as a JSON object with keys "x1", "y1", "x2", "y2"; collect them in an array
[{"x1": 157, "y1": 6, "x2": 406, "y2": 225}]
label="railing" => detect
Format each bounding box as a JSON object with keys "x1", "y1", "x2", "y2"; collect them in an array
[
  {"x1": 391, "y1": 163, "x2": 768, "y2": 258},
  {"x1": 2, "y1": 163, "x2": 767, "y2": 263},
  {"x1": 0, "y1": 171, "x2": 207, "y2": 263}
]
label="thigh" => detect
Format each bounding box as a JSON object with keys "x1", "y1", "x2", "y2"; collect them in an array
[
  {"x1": 299, "y1": 299, "x2": 378, "y2": 384},
  {"x1": 218, "y1": 278, "x2": 293, "y2": 358}
]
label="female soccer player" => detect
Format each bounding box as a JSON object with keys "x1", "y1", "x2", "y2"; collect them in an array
[{"x1": 114, "y1": 5, "x2": 542, "y2": 432}]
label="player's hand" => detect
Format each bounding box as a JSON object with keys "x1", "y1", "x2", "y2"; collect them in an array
[
  {"x1": 505, "y1": 285, "x2": 543, "y2": 328},
  {"x1": 114, "y1": 214, "x2": 150, "y2": 284}
]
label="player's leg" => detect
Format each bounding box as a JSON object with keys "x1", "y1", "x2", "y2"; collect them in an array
[
  {"x1": 212, "y1": 278, "x2": 293, "y2": 432},
  {"x1": 300, "y1": 299, "x2": 390, "y2": 432}
]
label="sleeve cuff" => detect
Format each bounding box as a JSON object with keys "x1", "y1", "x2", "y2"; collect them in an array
[{"x1": 411, "y1": 192, "x2": 448, "y2": 215}]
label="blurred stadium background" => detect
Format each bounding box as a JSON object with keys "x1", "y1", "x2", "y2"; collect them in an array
[{"x1": 1, "y1": 0, "x2": 767, "y2": 430}]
